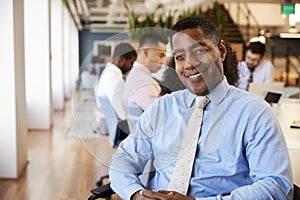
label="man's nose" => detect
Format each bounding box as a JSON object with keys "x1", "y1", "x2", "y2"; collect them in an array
[{"x1": 184, "y1": 54, "x2": 198, "y2": 70}]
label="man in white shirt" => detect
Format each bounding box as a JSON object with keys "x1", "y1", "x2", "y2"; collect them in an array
[
  {"x1": 95, "y1": 43, "x2": 137, "y2": 133},
  {"x1": 123, "y1": 33, "x2": 167, "y2": 111},
  {"x1": 237, "y1": 41, "x2": 274, "y2": 91}
]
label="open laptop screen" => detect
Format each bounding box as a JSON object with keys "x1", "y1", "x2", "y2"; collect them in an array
[{"x1": 264, "y1": 91, "x2": 283, "y2": 104}]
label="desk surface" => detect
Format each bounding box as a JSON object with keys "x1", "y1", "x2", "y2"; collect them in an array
[{"x1": 272, "y1": 99, "x2": 300, "y2": 187}]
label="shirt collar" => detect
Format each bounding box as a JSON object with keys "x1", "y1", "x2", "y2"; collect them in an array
[
  {"x1": 186, "y1": 77, "x2": 230, "y2": 107},
  {"x1": 106, "y1": 62, "x2": 121, "y2": 72},
  {"x1": 133, "y1": 61, "x2": 152, "y2": 74}
]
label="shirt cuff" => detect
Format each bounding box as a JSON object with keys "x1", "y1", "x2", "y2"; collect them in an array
[
  {"x1": 196, "y1": 197, "x2": 218, "y2": 200},
  {"x1": 124, "y1": 184, "x2": 144, "y2": 200}
]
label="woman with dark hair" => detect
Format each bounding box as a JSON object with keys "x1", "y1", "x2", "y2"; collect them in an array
[{"x1": 223, "y1": 40, "x2": 239, "y2": 86}]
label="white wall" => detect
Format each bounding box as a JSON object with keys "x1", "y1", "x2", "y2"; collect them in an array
[
  {"x1": 0, "y1": 0, "x2": 27, "y2": 178},
  {"x1": 25, "y1": 0, "x2": 52, "y2": 129},
  {"x1": 51, "y1": 0, "x2": 64, "y2": 110},
  {"x1": 225, "y1": 3, "x2": 288, "y2": 27},
  {"x1": 63, "y1": 5, "x2": 79, "y2": 100},
  {"x1": 63, "y1": 5, "x2": 72, "y2": 99},
  {"x1": 70, "y1": 16, "x2": 79, "y2": 91}
]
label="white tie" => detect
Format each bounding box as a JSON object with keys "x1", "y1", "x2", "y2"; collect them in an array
[{"x1": 168, "y1": 96, "x2": 209, "y2": 195}]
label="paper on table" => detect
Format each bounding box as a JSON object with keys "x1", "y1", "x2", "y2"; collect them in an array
[{"x1": 286, "y1": 139, "x2": 300, "y2": 150}]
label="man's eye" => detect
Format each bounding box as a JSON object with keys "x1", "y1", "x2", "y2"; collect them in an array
[
  {"x1": 175, "y1": 54, "x2": 185, "y2": 61},
  {"x1": 159, "y1": 53, "x2": 166, "y2": 58},
  {"x1": 194, "y1": 49, "x2": 206, "y2": 56}
]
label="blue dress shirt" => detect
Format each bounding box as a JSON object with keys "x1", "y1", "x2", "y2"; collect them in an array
[{"x1": 109, "y1": 79, "x2": 293, "y2": 200}]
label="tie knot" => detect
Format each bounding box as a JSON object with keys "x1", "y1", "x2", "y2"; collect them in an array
[{"x1": 195, "y1": 96, "x2": 209, "y2": 109}]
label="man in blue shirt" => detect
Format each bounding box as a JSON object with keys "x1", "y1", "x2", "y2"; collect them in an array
[{"x1": 109, "y1": 16, "x2": 293, "y2": 200}]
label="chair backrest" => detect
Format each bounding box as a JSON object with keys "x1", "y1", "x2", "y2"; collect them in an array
[
  {"x1": 98, "y1": 95, "x2": 119, "y2": 147},
  {"x1": 123, "y1": 102, "x2": 143, "y2": 132}
]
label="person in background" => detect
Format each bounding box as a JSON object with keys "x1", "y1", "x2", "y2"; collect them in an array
[
  {"x1": 80, "y1": 56, "x2": 98, "y2": 89},
  {"x1": 237, "y1": 41, "x2": 274, "y2": 90},
  {"x1": 109, "y1": 16, "x2": 293, "y2": 200},
  {"x1": 95, "y1": 43, "x2": 137, "y2": 134},
  {"x1": 223, "y1": 40, "x2": 239, "y2": 87},
  {"x1": 123, "y1": 33, "x2": 168, "y2": 111}
]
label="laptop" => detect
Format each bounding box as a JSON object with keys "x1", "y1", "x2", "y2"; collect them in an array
[
  {"x1": 248, "y1": 82, "x2": 285, "y2": 98},
  {"x1": 264, "y1": 90, "x2": 284, "y2": 104}
]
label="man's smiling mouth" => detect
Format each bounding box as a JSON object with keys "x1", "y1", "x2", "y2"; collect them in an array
[
  {"x1": 186, "y1": 67, "x2": 208, "y2": 79},
  {"x1": 189, "y1": 73, "x2": 201, "y2": 78}
]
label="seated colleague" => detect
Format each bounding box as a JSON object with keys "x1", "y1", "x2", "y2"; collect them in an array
[
  {"x1": 96, "y1": 43, "x2": 137, "y2": 121},
  {"x1": 123, "y1": 33, "x2": 168, "y2": 111},
  {"x1": 237, "y1": 41, "x2": 275, "y2": 91},
  {"x1": 109, "y1": 16, "x2": 293, "y2": 200}
]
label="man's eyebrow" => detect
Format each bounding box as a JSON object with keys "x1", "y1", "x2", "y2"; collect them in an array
[
  {"x1": 191, "y1": 42, "x2": 207, "y2": 49},
  {"x1": 173, "y1": 48, "x2": 184, "y2": 54},
  {"x1": 173, "y1": 41, "x2": 208, "y2": 54}
]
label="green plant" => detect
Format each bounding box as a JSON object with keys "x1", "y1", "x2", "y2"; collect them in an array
[
  {"x1": 122, "y1": 1, "x2": 228, "y2": 37},
  {"x1": 122, "y1": 1, "x2": 166, "y2": 39},
  {"x1": 122, "y1": 1, "x2": 138, "y2": 30}
]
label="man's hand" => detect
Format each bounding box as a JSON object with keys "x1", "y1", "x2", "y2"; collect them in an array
[{"x1": 132, "y1": 189, "x2": 195, "y2": 200}]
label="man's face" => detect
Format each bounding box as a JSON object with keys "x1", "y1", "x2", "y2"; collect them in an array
[
  {"x1": 245, "y1": 50, "x2": 262, "y2": 69},
  {"x1": 145, "y1": 41, "x2": 166, "y2": 73},
  {"x1": 172, "y1": 28, "x2": 225, "y2": 96},
  {"x1": 121, "y1": 57, "x2": 136, "y2": 74}
]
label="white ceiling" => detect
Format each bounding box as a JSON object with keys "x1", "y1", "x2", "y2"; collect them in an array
[{"x1": 65, "y1": 0, "x2": 297, "y2": 32}]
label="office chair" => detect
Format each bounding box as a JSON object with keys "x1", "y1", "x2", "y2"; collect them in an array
[
  {"x1": 96, "y1": 96, "x2": 129, "y2": 187},
  {"x1": 88, "y1": 159, "x2": 155, "y2": 200},
  {"x1": 98, "y1": 96, "x2": 128, "y2": 148},
  {"x1": 122, "y1": 102, "x2": 143, "y2": 132}
]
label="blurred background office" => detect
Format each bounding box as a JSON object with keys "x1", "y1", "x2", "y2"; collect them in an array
[{"x1": 1, "y1": 0, "x2": 300, "y2": 199}]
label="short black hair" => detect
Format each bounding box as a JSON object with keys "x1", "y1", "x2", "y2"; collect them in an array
[
  {"x1": 171, "y1": 16, "x2": 220, "y2": 46},
  {"x1": 139, "y1": 32, "x2": 168, "y2": 49},
  {"x1": 247, "y1": 41, "x2": 265, "y2": 57},
  {"x1": 112, "y1": 42, "x2": 137, "y2": 60}
]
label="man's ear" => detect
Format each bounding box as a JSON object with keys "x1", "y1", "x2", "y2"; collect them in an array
[
  {"x1": 115, "y1": 57, "x2": 124, "y2": 66},
  {"x1": 143, "y1": 48, "x2": 149, "y2": 57},
  {"x1": 218, "y1": 40, "x2": 227, "y2": 62}
]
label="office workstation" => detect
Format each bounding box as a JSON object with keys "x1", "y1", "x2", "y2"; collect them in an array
[{"x1": 1, "y1": 0, "x2": 300, "y2": 199}]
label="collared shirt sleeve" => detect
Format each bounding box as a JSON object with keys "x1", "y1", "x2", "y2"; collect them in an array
[
  {"x1": 194, "y1": 101, "x2": 293, "y2": 200},
  {"x1": 109, "y1": 105, "x2": 156, "y2": 200}
]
